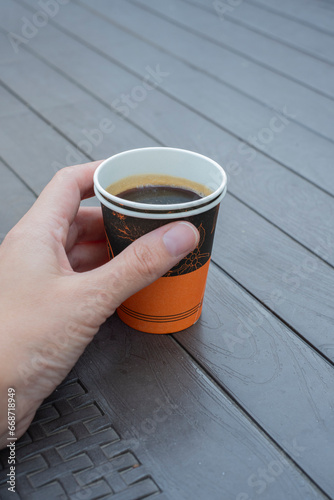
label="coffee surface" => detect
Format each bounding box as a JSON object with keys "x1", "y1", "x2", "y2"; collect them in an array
[
  {"x1": 117, "y1": 185, "x2": 202, "y2": 204},
  {"x1": 106, "y1": 174, "x2": 211, "y2": 205}
]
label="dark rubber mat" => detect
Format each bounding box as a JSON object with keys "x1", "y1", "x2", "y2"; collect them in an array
[{"x1": 0, "y1": 375, "x2": 161, "y2": 499}]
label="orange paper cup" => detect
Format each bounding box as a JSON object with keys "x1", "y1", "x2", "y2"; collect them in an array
[{"x1": 94, "y1": 147, "x2": 227, "y2": 334}]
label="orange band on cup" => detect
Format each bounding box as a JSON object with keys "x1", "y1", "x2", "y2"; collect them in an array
[{"x1": 117, "y1": 259, "x2": 211, "y2": 334}]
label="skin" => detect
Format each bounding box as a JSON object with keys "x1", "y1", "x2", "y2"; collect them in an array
[{"x1": 0, "y1": 161, "x2": 199, "y2": 449}]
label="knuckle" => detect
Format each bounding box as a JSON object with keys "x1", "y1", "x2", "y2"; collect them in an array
[
  {"x1": 107, "y1": 267, "x2": 124, "y2": 293},
  {"x1": 54, "y1": 165, "x2": 75, "y2": 181},
  {"x1": 2, "y1": 226, "x2": 24, "y2": 245},
  {"x1": 131, "y1": 243, "x2": 159, "y2": 279}
]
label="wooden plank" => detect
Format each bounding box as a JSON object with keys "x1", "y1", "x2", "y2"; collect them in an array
[
  {"x1": 0, "y1": 160, "x2": 36, "y2": 242},
  {"x1": 2, "y1": 8, "x2": 334, "y2": 268},
  {"x1": 18, "y1": 0, "x2": 334, "y2": 147},
  {"x1": 187, "y1": 0, "x2": 334, "y2": 64},
  {"x1": 247, "y1": 0, "x2": 334, "y2": 36},
  {"x1": 0, "y1": 85, "x2": 90, "y2": 193},
  {"x1": 175, "y1": 262, "x2": 334, "y2": 497},
  {"x1": 104, "y1": 0, "x2": 334, "y2": 100},
  {"x1": 0, "y1": 80, "x2": 155, "y2": 213},
  {"x1": 32, "y1": 0, "x2": 334, "y2": 194},
  {"x1": 0, "y1": 85, "x2": 28, "y2": 118},
  {"x1": 74, "y1": 320, "x2": 327, "y2": 500},
  {"x1": 213, "y1": 195, "x2": 334, "y2": 362},
  {"x1": 145, "y1": 0, "x2": 334, "y2": 98},
  {"x1": 0, "y1": 35, "x2": 159, "y2": 158},
  {"x1": 128, "y1": 0, "x2": 334, "y2": 140}
]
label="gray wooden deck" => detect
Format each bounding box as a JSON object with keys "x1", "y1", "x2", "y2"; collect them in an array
[{"x1": 0, "y1": 1, "x2": 334, "y2": 499}]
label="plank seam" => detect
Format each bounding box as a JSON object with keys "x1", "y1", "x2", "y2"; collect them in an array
[
  {"x1": 210, "y1": 259, "x2": 334, "y2": 369},
  {"x1": 246, "y1": 0, "x2": 334, "y2": 38},
  {"x1": 171, "y1": 334, "x2": 331, "y2": 500},
  {"x1": 0, "y1": 155, "x2": 38, "y2": 199},
  {"x1": 126, "y1": 0, "x2": 334, "y2": 101},
  {"x1": 70, "y1": 0, "x2": 334, "y2": 158},
  {"x1": 182, "y1": 0, "x2": 334, "y2": 66},
  {"x1": 74, "y1": 0, "x2": 334, "y2": 145},
  {"x1": 2, "y1": 4, "x2": 164, "y2": 149},
  {"x1": 229, "y1": 191, "x2": 334, "y2": 269},
  {"x1": 0, "y1": 78, "x2": 94, "y2": 165}
]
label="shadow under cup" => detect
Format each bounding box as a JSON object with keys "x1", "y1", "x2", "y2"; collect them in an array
[{"x1": 94, "y1": 147, "x2": 227, "y2": 334}]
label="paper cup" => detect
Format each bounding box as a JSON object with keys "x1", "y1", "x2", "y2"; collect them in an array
[{"x1": 94, "y1": 147, "x2": 227, "y2": 334}]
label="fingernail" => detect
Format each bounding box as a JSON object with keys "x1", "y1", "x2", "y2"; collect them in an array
[{"x1": 163, "y1": 222, "x2": 199, "y2": 257}]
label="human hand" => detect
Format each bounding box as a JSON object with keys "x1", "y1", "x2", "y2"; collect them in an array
[{"x1": 0, "y1": 161, "x2": 199, "y2": 448}]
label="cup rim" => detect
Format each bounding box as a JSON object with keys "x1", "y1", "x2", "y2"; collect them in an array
[
  {"x1": 93, "y1": 147, "x2": 227, "y2": 213},
  {"x1": 94, "y1": 184, "x2": 227, "y2": 219}
]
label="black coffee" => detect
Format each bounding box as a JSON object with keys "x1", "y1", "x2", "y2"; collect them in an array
[{"x1": 117, "y1": 185, "x2": 202, "y2": 205}]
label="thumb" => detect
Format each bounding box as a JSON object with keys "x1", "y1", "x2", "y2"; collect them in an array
[{"x1": 83, "y1": 221, "x2": 199, "y2": 313}]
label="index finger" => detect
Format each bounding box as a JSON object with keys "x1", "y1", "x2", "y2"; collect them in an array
[{"x1": 30, "y1": 160, "x2": 103, "y2": 226}]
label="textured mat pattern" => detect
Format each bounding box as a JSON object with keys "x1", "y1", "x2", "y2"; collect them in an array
[{"x1": 0, "y1": 376, "x2": 161, "y2": 499}]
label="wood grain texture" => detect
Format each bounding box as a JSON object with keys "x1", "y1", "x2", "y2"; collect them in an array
[
  {"x1": 175, "y1": 262, "x2": 334, "y2": 497},
  {"x1": 213, "y1": 196, "x2": 334, "y2": 361},
  {"x1": 74, "y1": 320, "x2": 326, "y2": 500}
]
